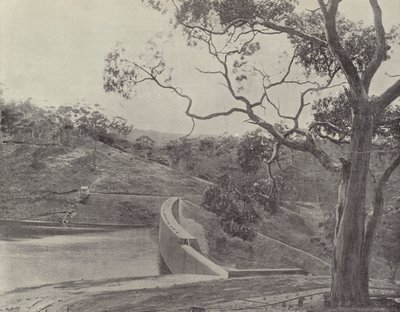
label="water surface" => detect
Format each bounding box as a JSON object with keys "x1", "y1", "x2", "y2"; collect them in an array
[{"x1": 0, "y1": 221, "x2": 162, "y2": 293}]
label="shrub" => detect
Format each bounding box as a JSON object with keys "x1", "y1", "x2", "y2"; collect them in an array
[{"x1": 202, "y1": 173, "x2": 260, "y2": 241}]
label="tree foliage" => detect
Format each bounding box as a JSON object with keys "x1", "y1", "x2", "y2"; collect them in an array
[
  {"x1": 1, "y1": 105, "x2": 24, "y2": 136},
  {"x1": 287, "y1": 13, "x2": 398, "y2": 78},
  {"x1": 202, "y1": 173, "x2": 260, "y2": 241},
  {"x1": 165, "y1": 138, "x2": 193, "y2": 164},
  {"x1": 0, "y1": 98, "x2": 133, "y2": 149},
  {"x1": 311, "y1": 91, "x2": 400, "y2": 148},
  {"x1": 237, "y1": 129, "x2": 274, "y2": 174},
  {"x1": 201, "y1": 130, "x2": 286, "y2": 241},
  {"x1": 133, "y1": 135, "x2": 154, "y2": 159},
  {"x1": 135, "y1": 135, "x2": 155, "y2": 151},
  {"x1": 1, "y1": 99, "x2": 61, "y2": 142}
]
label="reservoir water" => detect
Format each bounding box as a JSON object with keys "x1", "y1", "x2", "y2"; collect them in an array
[{"x1": 0, "y1": 221, "x2": 163, "y2": 293}]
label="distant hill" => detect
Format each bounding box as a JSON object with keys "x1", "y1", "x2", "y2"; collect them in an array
[
  {"x1": 128, "y1": 128, "x2": 220, "y2": 147},
  {"x1": 128, "y1": 129, "x2": 185, "y2": 146}
]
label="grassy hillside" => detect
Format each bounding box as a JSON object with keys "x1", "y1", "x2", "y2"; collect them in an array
[
  {"x1": 0, "y1": 139, "x2": 206, "y2": 224},
  {"x1": 181, "y1": 200, "x2": 330, "y2": 275},
  {"x1": 180, "y1": 200, "x2": 391, "y2": 278}
]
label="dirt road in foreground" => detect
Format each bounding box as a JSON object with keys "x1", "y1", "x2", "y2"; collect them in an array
[
  {"x1": 1, "y1": 275, "x2": 331, "y2": 312},
  {"x1": 1, "y1": 274, "x2": 399, "y2": 312}
]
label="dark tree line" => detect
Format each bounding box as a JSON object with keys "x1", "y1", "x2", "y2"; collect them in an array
[{"x1": 0, "y1": 99, "x2": 133, "y2": 150}]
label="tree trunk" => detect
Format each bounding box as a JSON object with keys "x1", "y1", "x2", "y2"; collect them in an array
[
  {"x1": 388, "y1": 262, "x2": 399, "y2": 283},
  {"x1": 65, "y1": 128, "x2": 71, "y2": 146},
  {"x1": 331, "y1": 112, "x2": 373, "y2": 307},
  {"x1": 94, "y1": 134, "x2": 97, "y2": 169}
]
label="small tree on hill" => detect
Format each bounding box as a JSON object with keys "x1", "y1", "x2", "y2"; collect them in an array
[
  {"x1": 202, "y1": 173, "x2": 260, "y2": 241},
  {"x1": 72, "y1": 103, "x2": 111, "y2": 168},
  {"x1": 237, "y1": 129, "x2": 275, "y2": 174},
  {"x1": 87, "y1": 109, "x2": 108, "y2": 168},
  {"x1": 135, "y1": 135, "x2": 155, "y2": 159},
  {"x1": 198, "y1": 137, "x2": 216, "y2": 157},
  {"x1": 109, "y1": 116, "x2": 133, "y2": 140},
  {"x1": 50, "y1": 105, "x2": 76, "y2": 145},
  {"x1": 237, "y1": 129, "x2": 291, "y2": 210},
  {"x1": 164, "y1": 138, "x2": 195, "y2": 170},
  {"x1": 1, "y1": 105, "x2": 24, "y2": 138}
]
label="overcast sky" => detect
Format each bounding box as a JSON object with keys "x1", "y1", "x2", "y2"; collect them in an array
[{"x1": 1, "y1": 0, "x2": 399, "y2": 136}]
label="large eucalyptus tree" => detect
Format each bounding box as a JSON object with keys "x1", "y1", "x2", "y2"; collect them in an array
[{"x1": 103, "y1": 0, "x2": 400, "y2": 307}]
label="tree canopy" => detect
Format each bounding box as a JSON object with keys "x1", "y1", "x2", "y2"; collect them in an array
[{"x1": 0, "y1": 98, "x2": 133, "y2": 149}]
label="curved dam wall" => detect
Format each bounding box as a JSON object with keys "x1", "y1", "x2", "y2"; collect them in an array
[{"x1": 158, "y1": 197, "x2": 228, "y2": 277}]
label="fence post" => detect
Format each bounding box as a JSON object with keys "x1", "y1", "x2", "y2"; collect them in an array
[
  {"x1": 189, "y1": 306, "x2": 205, "y2": 312},
  {"x1": 298, "y1": 296, "x2": 304, "y2": 307},
  {"x1": 323, "y1": 292, "x2": 330, "y2": 307}
]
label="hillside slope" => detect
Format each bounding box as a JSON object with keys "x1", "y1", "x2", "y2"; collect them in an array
[
  {"x1": 180, "y1": 200, "x2": 391, "y2": 278},
  {"x1": 0, "y1": 140, "x2": 206, "y2": 224},
  {"x1": 180, "y1": 200, "x2": 331, "y2": 275}
]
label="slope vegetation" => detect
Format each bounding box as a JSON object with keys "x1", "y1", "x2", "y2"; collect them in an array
[
  {"x1": 180, "y1": 200, "x2": 391, "y2": 278},
  {"x1": 0, "y1": 140, "x2": 206, "y2": 225}
]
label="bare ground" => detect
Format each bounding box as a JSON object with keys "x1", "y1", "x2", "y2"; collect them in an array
[
  {"x1": 1, "y1": 275, "x2": 399, "y2": 312},
  {"x1": 0, "y1": 275, "x2": 329, "y2": 312}
]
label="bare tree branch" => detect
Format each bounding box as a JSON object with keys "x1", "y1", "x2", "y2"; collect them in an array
[
  {"x1": 245, "y1": 112, "x2": 341, "y2": 172},
  {"x1": 259, "y1": 19, "x2": 327, "y2": 47},
  {"x1": 179, "y1": 16, "x2": 327, "y2": 48},
  {"x1": 195, "y1": 67, "x2": 224, "y2": 76},
  {"x1": 361, "y1": 0, "x2": 390, "y2": 93},
  {"x1": 194, "y1": 34, "x2": 254, "y2": 110},
  {"x1": 255, "y1": 62, "x2": 319, "y2": 91},
  {"x1": 254, "y1": 49, "x2": 331, "y2": 124},
  {"x1": 294, "y1": 71, "x2": 344, "y2": 129},
  {"x1": 134, "y1": 63, "x2": 248, "y2": 120},
  {"x1": 233, "y1": 28, "x2": 281, "y2": 43},
  {"x1": 309, "y1": 121, "x2": 350, "y2": 144},
  {"x1": 264, "y1": 93, "x2": 295, "y2": 121},
  {"x1": 385, "y1": 72, "x2": 400, "y2": 78},
  {"x1": 180, "y1": 117, "x2": 196, "y2": 139},
  {"x1": 374, "y1": 79, "x2": 400, "y2": 112},
  {"x1": 309, "y1": 121, "x2": 347, "y2": 135},
  {"x1": 277, "y1": 147, "x2": 294, "y2": 172}
]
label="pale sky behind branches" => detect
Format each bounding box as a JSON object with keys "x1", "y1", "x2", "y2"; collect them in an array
[{"x1": 0, "y1": 0, "x2": 399, "y2": 136}]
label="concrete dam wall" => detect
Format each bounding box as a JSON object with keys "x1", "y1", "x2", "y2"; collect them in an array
[{"x1": 158, "y1": 197, "x2": 228, "y2": 277}]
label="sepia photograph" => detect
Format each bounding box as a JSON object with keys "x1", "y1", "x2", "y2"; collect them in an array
[{"x1": 0, "y1": 0, "x2": 400, "y2": 311}]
